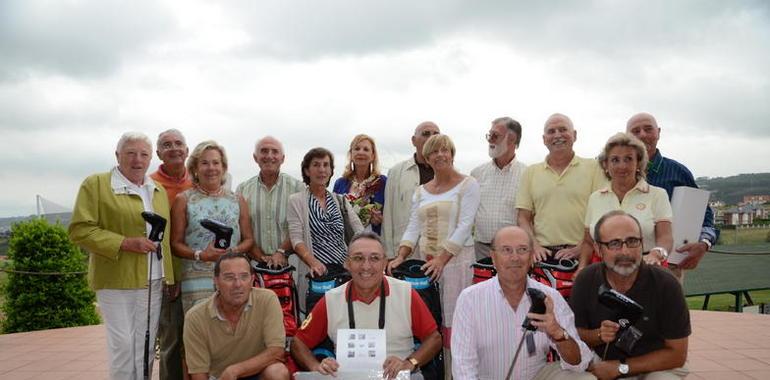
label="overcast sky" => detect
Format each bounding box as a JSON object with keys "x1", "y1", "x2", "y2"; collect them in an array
[{"x1": 1, "y1": 0, "x2": 768, "y2": 217}]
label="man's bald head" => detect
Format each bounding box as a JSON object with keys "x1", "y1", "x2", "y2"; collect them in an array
[
  {"x1": 544, "y1": 113, "x2": 574, "y2": 133},
  {"x1": 626, "y1": 112, "x2": 658, "y2": 130},
  {"x1": 414, "y1": 121, "x2": 439, "y2": 136}
]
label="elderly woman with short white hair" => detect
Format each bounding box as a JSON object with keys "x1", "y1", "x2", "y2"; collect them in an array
[{"x1": 69, "y1": 131, "x2": 175, "y2": 379}]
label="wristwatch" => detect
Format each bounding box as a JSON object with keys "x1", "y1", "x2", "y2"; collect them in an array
[
  {"x1": 407, "y1": 357, "x2": 419, "y2": 371},
  {"x1": 276, "y1": 248, "x2": 289, "y2": 258},
  {"x1": 194, "y1": 250, "x2": 202, "y2": 262},
  {"x1": 553, "y1": 328, "x2": 570, "y2": 342},
  {"x1": 618, "y1": 358, "x2": 630, "y2": 375},
  {"x1": 652, "y1": 247, "x2": 668, "y2": 260},
  {"x1": 700, "y1": 238, "x2": 713, "y2": 250}
]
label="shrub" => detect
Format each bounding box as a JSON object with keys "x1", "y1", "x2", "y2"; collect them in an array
[{"x1": 1, "y1": 219, "x2": 99, "y2": 333}]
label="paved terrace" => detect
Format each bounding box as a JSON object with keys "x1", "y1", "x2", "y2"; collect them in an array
[{"x1": 0, "y1": 310, "x2": 769, "y2": 379}]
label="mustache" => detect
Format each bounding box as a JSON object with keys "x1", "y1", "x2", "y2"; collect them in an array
[{"x1": 614, "y1": 254, "x2": 637, "y2": 264}]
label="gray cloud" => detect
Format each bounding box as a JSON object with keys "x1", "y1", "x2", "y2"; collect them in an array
[{"x1": 0, "y1": 0, "x2": 176, "y2": 80}]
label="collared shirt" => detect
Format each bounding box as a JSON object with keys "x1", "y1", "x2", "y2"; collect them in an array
[
  {"x1": 383, "y1": 157, "x2": 422, "y2": 257},
  {"x1": 236, "y1": 172, "x2": 304, "y2": 255},
  {"x1": 452, "y1": 277, "x2": 592, "y2": 379},
  {"x1": 515, "y1": 155, "x2": 606, "y2": 246},
  {"x1": 183, "y1": 288, "x2": 285, "y2": 378},
  {"x1": 295, "y1": 278, "x2": 437, "y2": 350},
  {"x1": 585, "y1": 179, "x2": 672, "y2": 252},
  {"x1": 646, "y1": 149, "x2": 716, "y2": 245},
  {"x1": 111, "y1": 167, "x2": 163, "y2": 280},
  {"x1": 570, "y1": 263, "x2": 691, "y2": 360},
  {"x1": 471, "y1": 158, "x2": 528, "y2": 243}
]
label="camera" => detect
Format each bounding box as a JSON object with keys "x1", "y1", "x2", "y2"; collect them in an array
[
  {"x1": 598, "y1": 284, "x2": 644, "y2": 355},
  {"x1": 615, "y1": 318, "x2": 643, "y2": 354}
]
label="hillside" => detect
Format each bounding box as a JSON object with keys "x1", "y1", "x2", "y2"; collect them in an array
[
  {"x1": 697, "y1": 173, "x2": 770, "y2": 205},
  {"x1": 0, "y1": 213, "x2": 72, "y2": 233}
]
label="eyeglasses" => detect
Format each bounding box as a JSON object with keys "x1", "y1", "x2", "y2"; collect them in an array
[
  {"x1": 349, "y1": 254, "x2": 384, "y2": 265},
  {"x1": 597, "y1": 237, "x2": 643, "y2": 250},
  {"x1": 485, "y1": 131, "x2": 506, "y2": 142},
  {"x1": 220, "y1": 273, "x2": 252, "y2": 283},
  {"x1": 492, "y1": 245, "x2": 531, "y2": 256},
  {"x1": 420, "y1": 130, "x2": 440, "y2": 137},
  {"x1": 160, "y1": 141, "x2": 186, "y2": 150}
]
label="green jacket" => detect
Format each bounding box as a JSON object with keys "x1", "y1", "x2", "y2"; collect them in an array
[{"x1": 69, "y1": 171, "x2": 174, "y2": 289}]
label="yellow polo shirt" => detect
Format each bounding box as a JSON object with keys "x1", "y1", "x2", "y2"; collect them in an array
[
  {"x1": 515, "y1": 156, "x2": 606, "y2": 246},
  {"x1": 585, "y1": 179, "x2": 672, "y2": 252}
]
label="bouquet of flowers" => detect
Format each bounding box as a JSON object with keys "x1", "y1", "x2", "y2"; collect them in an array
[{"x1": 344, "y1": 176, "x2": 384, "y2": 226}]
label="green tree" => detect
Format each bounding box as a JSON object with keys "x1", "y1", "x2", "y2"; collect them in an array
[{"x1": 1, "y1": 219, "x2": 99, "y2": 333}]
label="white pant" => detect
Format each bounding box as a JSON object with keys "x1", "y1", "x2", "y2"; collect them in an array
[{"x1": 97, "y1": 279, "x2": 163, "y2": 380}]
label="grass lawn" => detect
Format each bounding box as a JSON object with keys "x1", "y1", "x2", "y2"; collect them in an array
[
  {"x1": 687, "y1": 289, "x2": 770, "y2": 312},
  {"x1": 717, "y1": 227, "x2": 770, "y2": 245}
]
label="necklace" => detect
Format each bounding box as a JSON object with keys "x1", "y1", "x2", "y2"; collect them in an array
[{"x1": 196, "y1": 184, "x2": 224, "y2": 197}]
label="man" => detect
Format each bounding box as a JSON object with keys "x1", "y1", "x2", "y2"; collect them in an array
[
  {"x1": 516, "y1": 113, "x2": 605, "y2": 262},
  {"x1": 69, "y1": 132, "x2": 174, "y2": 379},
  {"x1": 471, "y1": 116, "x2": 528, "y2": 260},
  {"x1": 183, "y1": 253, "x2": 289, "y2": 380},
  {"x1": 626, "y1": 113, "x2": 717, "y2": 276},
  {"x1": 151, "y1": 128, "x2": 193, "y2": 380},
  {"x1": 291, "y1": 232, "x2": 442, "y2": 379},
  {"x1": 570, "y1": 210, "x2": 689, "y2": 379},
  {"x1": 382, "y1": 121, "x2": 441, "y2": 257},
  {"x1": 452, "y1": 226, "x2": 593, "y2": 379},
  {"x1": 236, "y1": 136, "x2": 304, "y2": 268}
]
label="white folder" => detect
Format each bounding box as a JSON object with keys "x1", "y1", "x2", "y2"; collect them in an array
[{"x1": 668, "y1": 186, "x2": 710, "y2": 264}]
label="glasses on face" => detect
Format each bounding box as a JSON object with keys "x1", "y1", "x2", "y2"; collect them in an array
[
  {"x1": 160, "y1": 141, "x2": 186, "y2": 150},
  {"x1": 485, "y1": 131, "x2": 505, "y2": 142},
  {"x1": 420, "y1": 130, "x2": 440, "y2": 138},
  {"x1": 349, "y1": 254, "x2": 384, "y2": 265},
  {"x1": 220, "y1": 273, "x2": 252, "y2": 283},
  {"x1": 492, "y1": 245, "x2": 531, "y2": 256},
  {"x1": 597, "y1": 237, "x2": 643, "y2": 251}
]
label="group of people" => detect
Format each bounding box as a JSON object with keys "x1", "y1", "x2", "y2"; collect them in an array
[{"x1": 67, "y1": 111, "x2": 713, "y2": 380}]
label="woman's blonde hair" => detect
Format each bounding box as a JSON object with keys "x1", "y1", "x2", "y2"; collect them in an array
[
  {"x1": 599, "y1": 132, "x2": 648, "y2": 180},
  {"x1": 422, "y1": 134, "x2": 456, "y2": 159},
  {"x1": 187, "y1": 140, "x2": 228, "y2": 184},
  {"x1": 342, "y1": 134, "x2": 381, "y2": 180}
]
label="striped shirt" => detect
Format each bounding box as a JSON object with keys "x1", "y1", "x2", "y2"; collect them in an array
[
  {"x1": 308, "y1": 191, "x2": 347, "y2": 265},
  {"x1": 236, "y1": 173, "x2": 304, "y2": 255},
  {"x1": 646, "y1": 149, "x2": 716, "y2": 245},
  {"x1": 470, "y1": 158, "x2": 527, "y2": 243},
  {"x1": 451, "y1": 277, "x2": 591, "y2": 379}
]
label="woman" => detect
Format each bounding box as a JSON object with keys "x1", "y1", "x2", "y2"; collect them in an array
[
  {"x1": 578, "y1": 132, "x2": 673, "y2": 270},
  {"x1": 387, "y1": 134, "x2": 479, "y2": 365},
  {"x1": 69, "y1": 132, "x2": 174, "y2": 379},
  {"x1": 333, "y1": 134, "x2": 387, "y2": 235},
  {"x1": 171, "y1": 140, "x2": 253, "y2": 312},
  {"x1": 287, "y1": 147, "x2": 364, "y2": 309}
]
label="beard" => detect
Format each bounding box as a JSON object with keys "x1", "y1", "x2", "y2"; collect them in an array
[
  {"x1": 488, "y1": 142, "x2": 508, "y2": 159},
  {"x1": 606, "y1": 254, "x2": 641, "y2": 277}
]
